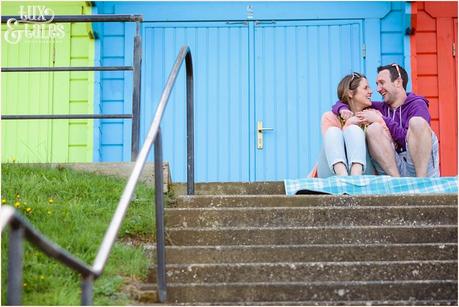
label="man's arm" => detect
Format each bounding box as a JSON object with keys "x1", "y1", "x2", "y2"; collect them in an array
[
  {"x1": 331, "y1": 100, "x2": 349, "y2": 115},
  {"x1": 332, "y1": 100, "x2": 385, "y2": 116}
]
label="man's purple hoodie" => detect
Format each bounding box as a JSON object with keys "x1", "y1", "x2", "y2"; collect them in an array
[{"x1": 331, "y1": 93, "x2": 431, "y2": 151}]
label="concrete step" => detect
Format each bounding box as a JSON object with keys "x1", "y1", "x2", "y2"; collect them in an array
[
  {"x1": 144, "y1": 280, "x2": 458, "y2": 303},
  {"x1": 171, "y1": 194, "x2": 458, "y2": 208},
  {"x1": 149, "y1": 261, "x2": 457, "y2": 284},
  {"x1": 155, "y1": 187, "x2": 457, "y2": 305},
  {"x1": 164, "y1": 299, "x2": 458, "y2": 306},
  {"x1": 170, "y1": 182, "x2": 285, "y2": 195},
  {"x1": 165, "y1": 206, "x2": 457, "y2": 228},
  {"x1": 147, "y1": 243, "x2": 458, "y2": 264},
  {"x1": 166, "y1": 225, "x2": 457, "y2": 246}
]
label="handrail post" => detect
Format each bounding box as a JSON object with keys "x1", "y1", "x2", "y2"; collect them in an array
[
  {"x1": 81, "y1": 275, "x2": 94, "y2": 305},
  {"x1": 186, "y1": 51, "x2": 195, "y2": 195},
  {"x1": 154, "y1": 128, "x2": 167, "y2": 302},
  {"x1": 7, "y1": 224, "x2": 24, "y2": 306},
  {"x1": 131, "y1": 21, "x2": 142, "y2": 161}
]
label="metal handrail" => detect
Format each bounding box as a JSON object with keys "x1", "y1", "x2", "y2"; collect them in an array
[
  {"x1": 1, "y1": 66, "x2": 134, "y2": 72},
  {"x1": 0, "y1": 45, "x2": 194, "y2": 305},
  {"x1": 93, "y1": 45, "x2": 194, "y2": 301}
]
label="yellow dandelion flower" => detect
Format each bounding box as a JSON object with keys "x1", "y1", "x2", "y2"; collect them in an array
[
  {"x1": 23, "y1": 283, "x2": 27, "y2": 287},
  {"x1": 26, "y1": 207, "x2": 32, "y2": 214},
  {"x1": 47, "y1": 210, "x2": 52, "y2": 215},
  {"x1": 48, "y1": 198, "x2": 54, "y2": 204},
  {"x1": 40, "y1": 275, "x2": 45, "y2": 280},
  {"x1": 14, "y1": 201, "x2": 21, "y2": 208},
  {"x1": 2, "y1": 198, "x2": 6, "y2": 204}
]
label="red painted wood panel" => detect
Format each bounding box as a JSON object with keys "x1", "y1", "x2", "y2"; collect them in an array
[
  {"x1": 454, "y1": 18, "x2": 457, "y2": 100},
  {"x1": 417, "y1": 54, "x2": 437, "y2": 75},
  {"x1": 411, "y1": 2, "x2": 457, "y2": 176},
  {"x1": 416, "y1": 32, "x2": 437, "y2": 53},
  {"x1": 437, "y1": 18, "x2": 457, "y2": 176},
  {"x1": 425, "y1": 2, "x2": 458, "y2": 18},
  {"x1": 417, "y1": 76, "x2": 439, "y2": 97},
  {"x1": 431, "y1": 120, "x2": 440, "y2": 138},
  {"x1": 417, "y1": 10, "x2": 436, "y2": 31},
  {"x1": 428, "y1": 98, "x2": 439, "y2": 120}
]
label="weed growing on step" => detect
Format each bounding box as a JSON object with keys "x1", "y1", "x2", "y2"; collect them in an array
[{"x1": 1, "y1": 164, "x2": 156, "y2": 305}]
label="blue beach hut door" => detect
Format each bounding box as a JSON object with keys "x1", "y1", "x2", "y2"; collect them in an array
[
  {"x1": 253, "y1": 20, "x2": 363, "y2": 180},
  {"x1": 142, "y1": 22, "x2": 251, "y2": 182}
]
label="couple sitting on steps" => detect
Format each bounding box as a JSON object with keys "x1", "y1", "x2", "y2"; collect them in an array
[{"x1": 317, "y1": 63, "x2": 439, "y2": 178}]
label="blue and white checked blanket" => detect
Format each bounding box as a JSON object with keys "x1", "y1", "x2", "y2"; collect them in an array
[{"x1": 284, "y1": 175, "x2": 458, "y2": 195}]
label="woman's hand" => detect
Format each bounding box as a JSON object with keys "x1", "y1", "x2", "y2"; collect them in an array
[
  {"x1": 356, "y1": 109, "x2": 382, "y2": 125},
  {"x1": 345, "y1": 115, "x2": 364, "y2": 126}
]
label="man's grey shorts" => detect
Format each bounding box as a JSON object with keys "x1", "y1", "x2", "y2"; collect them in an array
[{"x1": 373, "y1": 131, "x2": 440, "y2": 177}]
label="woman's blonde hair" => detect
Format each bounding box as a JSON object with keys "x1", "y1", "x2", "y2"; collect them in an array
[{"x1": 337, "y1": 72, "x2": 366, "y2": 104}]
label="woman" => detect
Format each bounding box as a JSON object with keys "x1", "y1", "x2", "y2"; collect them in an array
[{"x1": 317, "y1": 72, "x2": 388, "y2": 177}]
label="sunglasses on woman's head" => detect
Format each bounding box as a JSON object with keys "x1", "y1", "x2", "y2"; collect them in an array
[{"x1": 349, "y1": 72, "x2": 361, "y2": 88}]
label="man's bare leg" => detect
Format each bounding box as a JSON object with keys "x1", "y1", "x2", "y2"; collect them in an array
[
  {"x1": 366, "y1": 123, "x2": 400, "y2": 176},
  {"x1": 406, "y1": 117, "x2": 432, "y2": 177}
]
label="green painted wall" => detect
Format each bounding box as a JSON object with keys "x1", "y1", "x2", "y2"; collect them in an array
[{"x1": 1, "y1": 2, "x2": 94, "y2": 162}]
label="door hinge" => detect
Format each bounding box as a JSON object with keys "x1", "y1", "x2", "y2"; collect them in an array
[
  {"x1": 453, "y1": 42, "x2": 456, "y2": 57},
  {"x1": 362, "y1": 44, "x2": 366, "y2": 58}
]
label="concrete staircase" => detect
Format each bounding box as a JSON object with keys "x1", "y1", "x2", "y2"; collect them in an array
[{"x1": 139, "y1": 182, "x2": 458, "y2": 305}]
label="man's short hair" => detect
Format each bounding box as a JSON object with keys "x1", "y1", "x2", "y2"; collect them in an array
[{"x1": 377, "y1": 64, "x2": 408, "y2": 90}]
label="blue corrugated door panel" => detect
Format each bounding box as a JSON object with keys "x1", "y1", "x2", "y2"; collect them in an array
[
  {"x1": 142, "y1": 22, "x2": 250, "y2": 182},
  {"x1": 254, "y1": 20, "x2": 363, "y2": 180},
  {"x1": 97, "y1": 20, "x2": 132, "y2": 162}
]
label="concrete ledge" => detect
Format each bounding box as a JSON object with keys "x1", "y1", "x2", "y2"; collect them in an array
[
  {"x1": 10, "y1": 162, "x2": 172, "y2": 192},
  {"x1": 167, "y1": 225, "x2": 457, "y2": 246},
  {"x1": 156, "y1": 280, "x2": 458, "y2": 303},
  {"x1": 171, "y1": 182, "x2": 285, "y2": 195},
  {"x1": 173, "y1": 194, "x2": 458, "y2": 207},
  {"x1": 149, "y1": 260, "x2": 457, "y2": 283},
  {"x1": 165, "y1": 206, "x2": 458, "y2": 228},
  {"x1": 147, "y1": 243, "x2": 458, "y2": 264}
]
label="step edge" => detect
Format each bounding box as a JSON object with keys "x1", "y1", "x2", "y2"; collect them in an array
[
  {"x1": 166, "y1": 205, "x2": 459, "y2": 211},
  {"x1": 168, "y1": 225, "x2": 459, "y2": 231},
  {"x1": 151, "y1": 260, "x2": 458, "y2": 269},
  {"x1": 150, "y1": 242, "x2": 459, "y2": 250},
  {"x1": 151, "y1": 279, "x2": 459, "y2": 287}
]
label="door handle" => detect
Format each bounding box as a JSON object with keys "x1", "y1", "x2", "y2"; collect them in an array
[{"x1": 257, "y1": 120, "x2": 274, "y2": 150}]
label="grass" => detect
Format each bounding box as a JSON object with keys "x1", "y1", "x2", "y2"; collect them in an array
[{"x1": 1, "y1": 163, "x2": 156, "y2": 305}]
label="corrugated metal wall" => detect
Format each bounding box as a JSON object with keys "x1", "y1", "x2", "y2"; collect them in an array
[
  {"x1": 1, "y1": 2, "x2": 94, "y2": 163},
  {"x1": 95, "y1": 1, "x2": 412, "y2": 182}
]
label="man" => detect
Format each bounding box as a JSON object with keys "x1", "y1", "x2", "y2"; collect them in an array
[{"x1": 332, "y1": 64, "x2": 439, "y2": 177}]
